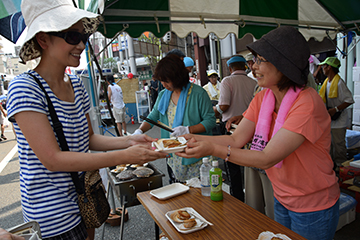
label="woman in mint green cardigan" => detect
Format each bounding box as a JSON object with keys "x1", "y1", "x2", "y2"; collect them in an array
[{"x1": 134, "y1": 55, "x2": 216, "y2": 182}]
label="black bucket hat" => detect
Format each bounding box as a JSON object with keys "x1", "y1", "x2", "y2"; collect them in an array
[{"x1": 247, "y1": 26, "x2": 310, "y2": 85}]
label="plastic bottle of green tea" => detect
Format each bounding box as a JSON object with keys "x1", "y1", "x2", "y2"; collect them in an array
[{"x1": 210, "y1": 160, "x2": 223, "y2": 201}]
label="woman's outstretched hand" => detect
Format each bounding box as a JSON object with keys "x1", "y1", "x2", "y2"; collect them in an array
[
  {"x1": 123, "y1": 144, "x2": 168, "y2": 165},
  {"x1": 0, "y1": 228, "x2": 25, "y2": 240},
  {"x1": 128, "y1": 134, "x2": 156, "y2": 147},
  {"x1": 176, "y1": 137, "x2": 213, "y2": 159}
]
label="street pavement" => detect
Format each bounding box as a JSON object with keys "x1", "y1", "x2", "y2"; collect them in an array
[
  {"x1": 0, "y1": 123, "x2": 169, "y2": 240},
  {"x1": 1, "y1": 122, "x2": 360, "y2": 239}
]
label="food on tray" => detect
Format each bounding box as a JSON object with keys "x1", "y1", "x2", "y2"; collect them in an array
[
  {"x1": 162, "y1": 139, "x2": 183, "y2": 148},
  {"x1": 111, "y1": 164, "x2": 126, "y2": 173},
  {"x1": 130, "y1": 164, "x2": 141, "y2": 168},
  {"x1": 116, "y1": 170, "x2": 135, "y2": 181},
  {"x1": 257, "y1": 231, "x2": 292, "y2": 240},
  {"x1": 177, "y1": 210, "x2": 191, "y2": 220},
  {"x1": 170, "y1": 210, "x2": 191, "y2": 222},
  {"x1": 183, "y1": 218, "x2": 196, "y2": 228},
  {"x1": 132, "y1": 167, "x2": 154, "y2": 178}
]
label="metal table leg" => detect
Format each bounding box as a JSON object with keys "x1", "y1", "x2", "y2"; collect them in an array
[
  {"x1": 100, "y1": 181, "x2": 112, "y2": 240},
  {"x1": 155, "y1": 222, "x2": 160, "y2": 240},
  {"x1": 119, "y1": 195, "x2": 127, "y2": 240}
]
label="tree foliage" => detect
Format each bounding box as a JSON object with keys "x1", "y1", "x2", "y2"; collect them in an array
[
  {"x1": 101, "y1": 57, "x2": 118, "y2": 73},
  {"x1": 139, "y1": 33, "x2": 162, "y2": 73}
]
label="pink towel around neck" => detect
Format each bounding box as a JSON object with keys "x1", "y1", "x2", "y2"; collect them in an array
[{"x1": 250, "y1": 87, "x2": 302, "y2": 168}]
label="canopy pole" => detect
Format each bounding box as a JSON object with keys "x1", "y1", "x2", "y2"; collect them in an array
[
  {"x1": 88, "y1": 42, "x2": 121, "y2": 137},
  {"x1": 315, "y1": 0, "x2": 345, "y2": 30}
]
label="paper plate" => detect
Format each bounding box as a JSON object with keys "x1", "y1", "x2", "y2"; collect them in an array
[
  {"x1": 165, "y1": 207, "x2": 208, "y2": 234},
  {"x1": 150, "y1": 183, "x2": 189, "y2": 200},
  {"x1": 152, "y1": 137, "x2": 187, "y2": 153}
]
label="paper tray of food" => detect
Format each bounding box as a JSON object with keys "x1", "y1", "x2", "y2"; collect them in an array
[
  {"x1": 257, "y1": 231, "x2": 292, "y2": 240},
  {"x1": 165, "y1": 207, "x2": 209, "y2": 234},
  {"x1": 150, "y1": 183, "x2": 189, "y2": 200},
  {"x1": 152, "y1": 137, "x2": 187, "y2": 154}
]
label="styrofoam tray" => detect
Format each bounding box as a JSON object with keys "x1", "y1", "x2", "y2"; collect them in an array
[
  {"x1": 152, "y1": 137, "x2": 187, "y2": 154},
  {"x1": 165, "y1": 207, "x2": 208, "y2": 234},
  {"x1": 350, "y1": 160, "x2": 360, "y2": 168},
  {"x1": 150, "y1": 183, "x2": 189, "y2": 200}
]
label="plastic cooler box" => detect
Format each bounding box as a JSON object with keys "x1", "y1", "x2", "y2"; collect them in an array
[
  {"x1": 345, "y1": 129, "x2": 360, "y2": 149},
  {"x1": 336, "y1": 193, "x2": 357, "y2": 231}
]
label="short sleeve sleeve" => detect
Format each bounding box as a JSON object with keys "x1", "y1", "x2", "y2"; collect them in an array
[
  {"x1": 218, "y1": 78, "x2": 231, "y2": 105},
  {"x1": 6, "y1": 73, "x2": 47, "y2": 119},
  {"x1": 282, "y1": 89, "x2": 330, "y2": 144}
]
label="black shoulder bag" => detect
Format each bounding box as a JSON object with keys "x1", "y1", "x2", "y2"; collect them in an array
[
  {"x1": 29, "y1": 73, "x2": 110, "y2": 229},
  {"x1": 325, "y1": 89, "x2": 341, "y2": 121}
]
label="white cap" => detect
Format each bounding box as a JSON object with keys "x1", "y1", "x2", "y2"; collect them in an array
[
  {"x1": 212, "y1": 161, "x2": 218, "y2": 167},
  {"x1": 207, "y1": 69, "x2": 218, "y2": 77},
  {"x1": 202, "y1": 157, "x2": 209, "y2": 163}
]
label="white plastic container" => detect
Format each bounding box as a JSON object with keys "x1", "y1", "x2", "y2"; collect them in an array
[
  {"x1": 353, "y1": 95, "x2": 360, "y2": 110},
  {"x1": 352, "y1": 125, "x2": 360, "y2": 131},
  {"x1": 336, "y1": 206, "x2": 356, "y2": 231},
  {"x1": 349, "y1": 160, "x2": 360, "y2": 168},
  {"x1": 353, "y1": 109, "x2": 360, "y2": 125},
  {"x1": 336, "y1": 193, "x2": 357, "y2": 231},
  {"x1": 353, "y1": 67, "x2": 360, "y2": 82}
]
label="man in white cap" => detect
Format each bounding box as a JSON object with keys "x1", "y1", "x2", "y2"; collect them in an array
[
  {"x1": 245, "y1": 52, "x2": 257, "y2": 81},
  {"x1": 203, "y1": 70, "x2": 220, "y2": 103}
]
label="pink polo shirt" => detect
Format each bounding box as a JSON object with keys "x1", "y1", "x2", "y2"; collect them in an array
[{"x1": 244, "y1": 88, "x2": 340, "y2": 212}]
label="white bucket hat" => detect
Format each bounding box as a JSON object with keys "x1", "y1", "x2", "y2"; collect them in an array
[{"x1": 19, "y1": 0, "x2": 102, "y2": 63}]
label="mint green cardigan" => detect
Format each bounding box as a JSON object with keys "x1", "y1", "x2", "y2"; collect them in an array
[{"x1": 146, "y1": 83, "x2": 216, "y2": 165}]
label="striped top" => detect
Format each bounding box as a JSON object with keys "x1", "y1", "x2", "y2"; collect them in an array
[{"x1": 6, "y1": 70, "x2": 90, "y2": 238}]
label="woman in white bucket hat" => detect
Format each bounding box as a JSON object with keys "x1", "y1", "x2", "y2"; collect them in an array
[{"x1": 6, "y1": 0, "x2": 167, "y2": 239}]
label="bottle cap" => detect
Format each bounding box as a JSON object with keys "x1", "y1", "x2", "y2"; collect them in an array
[
  {"x1": 202, "y1": 157, "x2": 209, "y2": 163},
  {"x1": 212, "y1": 160, "x2": 218, "y2": 167}
]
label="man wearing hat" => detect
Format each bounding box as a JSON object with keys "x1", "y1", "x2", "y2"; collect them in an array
[
  {"x1": 319, "y1": 56, "x2": 354, "y2": 170},
  {"x1": 245, "y1": 52, "x2": 257, "y2": 81},
  {"x1": 203, "y1": 70, "x2": 220, "y2": 102},
  {"x1": 214, "y1": 55, "x2": 256, "y2": 202},
  {"x1": 214, "y1": 55, "x2": 257, "y2": 124},
  {"x1": 183, "y1": 57, "x2": 199, "y2": 85}
]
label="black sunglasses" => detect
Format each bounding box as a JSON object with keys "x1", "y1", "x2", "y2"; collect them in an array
[{"x1": 47, "y1": 31, "x2": 90, "y2": 45}]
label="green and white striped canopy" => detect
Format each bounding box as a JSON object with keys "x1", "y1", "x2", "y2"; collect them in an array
[{"x1": 89, "y1": 0, "x2": 360, "y2": 40}]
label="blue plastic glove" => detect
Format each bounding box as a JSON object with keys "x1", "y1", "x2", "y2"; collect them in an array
[
  {"x1": 132, "y1": 129, "x2": 143, "y2": 135},
  {"x1": 171, "y1": 126, "x2": 189, "y2": 137}
]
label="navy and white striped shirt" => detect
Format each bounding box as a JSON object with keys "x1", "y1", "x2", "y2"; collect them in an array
[{"x1": 7, "y1": 70, "x2": 90, "y2": 238}]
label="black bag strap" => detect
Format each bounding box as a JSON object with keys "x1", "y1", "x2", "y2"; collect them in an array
[
  {"x1": 325, "y1": 87, "x2": 329, "y2": 109},
  {"x1": 28, "y1": 73, "x2": 83, "y2": 192}
]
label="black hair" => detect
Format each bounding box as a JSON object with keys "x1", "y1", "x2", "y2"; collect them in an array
[
  {"x1": 277, "y1": 74, "x2": 306, "y2": 92},
  {"x1": 330, "y1": 66, "x2": 340, "y2": 74},
  {"x1": 166, "y1": 49, "x2": 186, "y2": 58},
  {"x1": 153, "y1": 55, "x2": 189, "y2": 90},
  {"x1": 106, "y1": 75, "x2": 115, "y2": 84},
  {"x1": 229, "y1": 61, "x2": 246, "y2": 71}
]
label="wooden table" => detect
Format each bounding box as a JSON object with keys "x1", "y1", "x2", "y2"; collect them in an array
[{"x1": 137, "y1": 187, "x2": 306, "y2": 240}]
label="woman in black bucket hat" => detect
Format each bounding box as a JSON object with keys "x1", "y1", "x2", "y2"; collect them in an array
[{"x1": 178, "y1": 26, "x2": 339, "y2": 240}]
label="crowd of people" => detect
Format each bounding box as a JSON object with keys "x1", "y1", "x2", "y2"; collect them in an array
[{"x1": 1, "y1": 0, "x2": 356, "y2": 239}]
